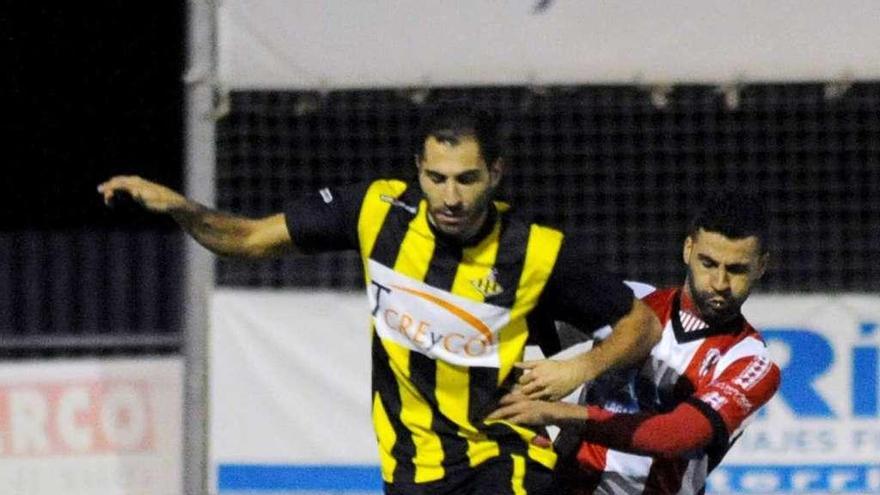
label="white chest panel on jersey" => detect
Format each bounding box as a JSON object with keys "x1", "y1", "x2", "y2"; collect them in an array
[{"x1": 367, "y1": 260, "x2": 512, "y2": 368}]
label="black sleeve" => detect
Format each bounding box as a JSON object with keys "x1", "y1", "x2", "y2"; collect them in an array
[
  {"x1": 283, "y1": 181, "x2": 371, "y2": 254},
  {"x1": 538, "y1": 233, "x2": 635, "y2": 334}
]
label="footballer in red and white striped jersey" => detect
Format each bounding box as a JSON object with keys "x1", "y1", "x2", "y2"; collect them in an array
[
  {"x1": 564, "y1": 286, "x2": 781, "y2": 494},
  {"x1": 487, "y1": 194, "x2": 779, "y2": 495}
]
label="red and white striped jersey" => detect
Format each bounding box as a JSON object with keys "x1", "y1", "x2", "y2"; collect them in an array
[{"x1": 572, "y1": 287, "x2": 781, "y2": 495}]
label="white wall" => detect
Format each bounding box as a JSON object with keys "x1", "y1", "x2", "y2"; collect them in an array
[{"x1": 218, "y1": 0, "x2": 880, "y2": 89}]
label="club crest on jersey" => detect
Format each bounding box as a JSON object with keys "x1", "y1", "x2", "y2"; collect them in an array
[
  {"x1": 470, "y1": 269, "x2": 504, "y2": 298},
  {"x1": 699, "y1": 348, "x2": 722, "y2": 377}
]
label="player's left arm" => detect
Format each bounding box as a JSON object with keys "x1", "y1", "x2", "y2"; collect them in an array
[
  {"x1": 488, "y1": 393, "x2": 716, "y2": 457},
  {"x1": 589, "y1": 353, "x2": 781, "y2": 457},
  {"x1": 568, "y1": 297, "x2": 662, "y2": 381},
  {"x1": 517, "y1": 298, "x2": 661, "y2": 401},
  {"x1": 685, "y1": 353, "x2": 782, "y2": 449},
  {"x1": 516, "y1": 234, "x2": 663, "y2": 401},
  {"x1": 495, "y1": 354, "x2": 781, "y2": 457}
]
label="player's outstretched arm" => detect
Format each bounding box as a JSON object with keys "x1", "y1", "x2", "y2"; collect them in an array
[
  {"x1": 571, "y1": 298, "x2": 662, "y2": 380},
  {"x1": 488, "y1": 392, "x2": 714, "y2": 457},
  {"x1": 516, "y1": 299, "x2": 662, "y2": 401},
  {"x1": 97, "y1": 175, "x2": 294, "y2": 258}
]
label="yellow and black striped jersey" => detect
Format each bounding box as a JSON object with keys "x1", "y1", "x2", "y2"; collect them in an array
[{"x1": 285, "y1": 179, "x2": 634, "y2": 487}]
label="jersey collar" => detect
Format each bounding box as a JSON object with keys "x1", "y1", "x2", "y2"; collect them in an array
[{"x1": 671, "y1": 288, "x2": 745, "y2": 342}]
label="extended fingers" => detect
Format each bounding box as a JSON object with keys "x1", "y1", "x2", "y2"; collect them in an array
[
  {"x1": 520, "y1": 380, "x2": 546, "y2": 399},
  {"x1": 497, "y1": 389, "x2": 532, "y2": 406},
  {"x1": 515, "y1": 360, "x2": 540, "y2": 370},
  {"x1": 98, "y1": 175, "x2": 152, "y2": 206},
  {"x1": 98, "y1": 176, "x2": 136, "y2": 204},
  {"x1": 488, "y1": 400, "x2": 553, "y2": 426},
  {"x1": 487, "y1": 401, "x2": 532, "y2": 422},
  {"x1": 487, "y1": 403, "x2": 516, "y2": 421},
  {"x1": 98, "y1": 175, "x2": 136, "y2": 192},
  {"x1": 518, "y1": 370, "x2": 551, "y2": 397},
  {"x1": 516, "y1": 360, "x2": 545, "y2": 386}
]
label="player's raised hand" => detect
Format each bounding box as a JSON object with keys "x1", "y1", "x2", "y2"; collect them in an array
[
  {"x1": 97, "y1": 175, "x2": 188, "y2": 213},
  {"x1": 515, "y1": 358, "x2": 588, "y2": 402}
]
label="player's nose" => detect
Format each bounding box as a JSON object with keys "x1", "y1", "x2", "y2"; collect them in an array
[
  {"x1": 710, "y1": 268, "x2": 730, "y2": 292},
  {"x1": 442, "y1": 183, "x2": 463, "y2": 209}
]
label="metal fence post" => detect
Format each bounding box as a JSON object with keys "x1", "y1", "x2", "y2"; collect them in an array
[{"x1": 184, "y1": 0, "x2": 216, "y2": 493}]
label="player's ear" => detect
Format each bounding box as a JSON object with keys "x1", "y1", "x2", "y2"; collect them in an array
[
  {"x1": 682, "y1": 235, "x2": 694, "y2": 264},
  {"x1": 414, "y1": 154, "x2": 422, "y2": 171},
  {"x1": 755, "y1": 252, "x2": 769, "y2": 280},
  {"x1": 489, "y1": 158, "x2": 504, "y2": 187}
]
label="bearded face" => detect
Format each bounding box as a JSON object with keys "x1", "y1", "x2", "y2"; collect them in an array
[{"x1": 682, "y1": 229, "x2": 768, "y2": 326}]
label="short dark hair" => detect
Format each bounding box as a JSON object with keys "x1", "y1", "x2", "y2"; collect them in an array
[
  {"x1": 416, "y1": 101, "x2": 501, "y2": 166},
  {"x1": 688, "y1": 192, "x2": 769, "y2": 253}
]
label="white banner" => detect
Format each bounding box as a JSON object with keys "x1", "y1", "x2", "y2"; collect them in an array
[
  {"x1": 218, "y1": 0, "x2": 880, "y2": 89},
  {"x1": 210, "y1": 290, "x2": 381, "y2": 492},
  {"x1": 0, "y1": 357, "x2": 183, "y2": 495},
  {"x1": 210, "y1": 291, "x2": 880, "y2": 493},
  {"x1": 210, "y1": 290, "x2": 375, "y2": 464}
]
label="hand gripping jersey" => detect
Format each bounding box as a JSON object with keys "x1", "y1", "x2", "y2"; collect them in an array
[
  {"x1": 570, "y1": 287, "x2": 781, "y2": 495},
  {"x1": 284, "y1": 179, "x2": 635, "y2": 489}
]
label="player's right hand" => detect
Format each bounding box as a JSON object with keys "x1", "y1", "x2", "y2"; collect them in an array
[
  {"x1": 515, "y1": 358, "x2": 587, "y2": 402},
  {"x1": 97, "y1": 175, "x2": 187, "y2": 213}
]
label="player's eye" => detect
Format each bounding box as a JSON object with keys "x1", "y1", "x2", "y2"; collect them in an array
[
  {"x1": 456, "y1": 172, "x2": 481, "y2": 185},
  {"x1": 727, "y1": 265, "x2": 748, "y2": 275}
]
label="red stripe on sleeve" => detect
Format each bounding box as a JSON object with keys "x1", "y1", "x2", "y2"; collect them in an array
[{"x1": 580, "y1": 402, "x2": 715, "y2": 458}]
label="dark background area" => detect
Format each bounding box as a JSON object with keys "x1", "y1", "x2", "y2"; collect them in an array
[
  {"x1": 1, "y1": 3, "x2": 186, "y2": 354},
  {"x1": 3, "y1": 3, "x2": 185, "y2": 230},
  {"x1": 215, "y1": 86, "x2": 880, "y2": 292}
]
